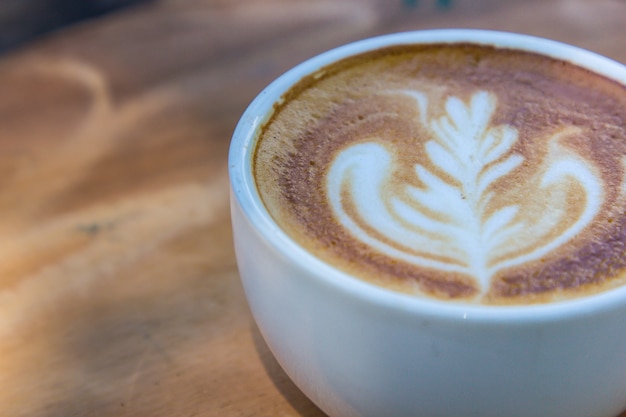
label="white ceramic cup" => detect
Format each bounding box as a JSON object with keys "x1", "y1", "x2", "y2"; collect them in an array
[{"x1": 229, "y1": 30, "x2": 626, "y2": 417}]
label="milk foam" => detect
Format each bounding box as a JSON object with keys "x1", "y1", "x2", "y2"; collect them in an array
[
  {"x1": 254, "y1": 44, "x2": 626, "y2": 303},
  {"x1": 327, "y1": 90, "x2": 605, "y2": 292}
]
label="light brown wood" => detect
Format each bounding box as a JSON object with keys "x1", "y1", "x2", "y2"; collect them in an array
[{"x1": 0, "y1": 0, "x2": 624, "y2": 415}]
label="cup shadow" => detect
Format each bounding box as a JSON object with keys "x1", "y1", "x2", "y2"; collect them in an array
[{"x1": 251, "y1": 323, "x2": 328, "y2": 417}]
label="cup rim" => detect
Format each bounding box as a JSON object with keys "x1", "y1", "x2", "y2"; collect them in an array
[{"x1": 229, "y1": 29, "x2": 626, "y2": 323}]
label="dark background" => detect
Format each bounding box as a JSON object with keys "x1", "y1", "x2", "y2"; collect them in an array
[{"x1": 0, "y1": 0, "x2": 151, "y2": 52}]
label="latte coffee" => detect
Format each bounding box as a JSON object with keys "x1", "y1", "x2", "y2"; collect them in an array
[{"x1": 253, "y1": 43, "x2": 626, "y2": 304}]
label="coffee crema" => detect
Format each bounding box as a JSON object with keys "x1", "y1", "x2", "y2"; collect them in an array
[{"x1": 253, "y1": 44, "x2": 626, "y2": 304}]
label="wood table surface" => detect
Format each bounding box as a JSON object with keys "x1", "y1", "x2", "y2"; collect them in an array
[{"x1": 0, "y1": 0, "x2": 624, "y2": 415}]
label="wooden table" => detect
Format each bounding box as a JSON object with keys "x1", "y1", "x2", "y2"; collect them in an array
[{"x1": 0, "y1": 0, "x2": 624, "y2": 415}]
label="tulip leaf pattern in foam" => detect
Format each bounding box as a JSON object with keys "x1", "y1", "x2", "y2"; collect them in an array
[{"x1": 327, "y1": 90, "x2": 604, "y2": 291}]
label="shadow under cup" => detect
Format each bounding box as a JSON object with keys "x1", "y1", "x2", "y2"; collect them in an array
[{"x1": 229, "y1": 30, "x2": 626, "y2": 417}]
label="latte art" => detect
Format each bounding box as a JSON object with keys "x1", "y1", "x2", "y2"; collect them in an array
[
  {"x1": 254, "y1": 44, "x2": 626, "y2": 304},
  {"x1": 327, "y1": 90, "x2": 604, "y2": 292}
]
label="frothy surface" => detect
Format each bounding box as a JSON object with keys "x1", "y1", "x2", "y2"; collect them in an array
[{"x1": 254, "y1": 44, "x2": 626, "y2": 304}]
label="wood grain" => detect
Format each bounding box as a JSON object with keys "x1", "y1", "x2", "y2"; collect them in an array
[{"x1": 0, "y1": 0, "x2": 624, "y2": 415}]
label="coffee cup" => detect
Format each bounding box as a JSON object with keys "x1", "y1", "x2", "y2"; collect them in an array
[{"x1": 229, "y1": 30, "x2": 626, "y2": 417}]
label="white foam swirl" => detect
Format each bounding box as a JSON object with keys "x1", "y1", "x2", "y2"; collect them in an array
[{"x1": 327, "y1": 90, "x2": 604, "y2": 291}]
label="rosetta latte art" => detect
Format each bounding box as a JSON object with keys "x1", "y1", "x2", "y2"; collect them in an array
[{"x1": 327, "y1": 91, "x2": 604, "y2": 291}]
